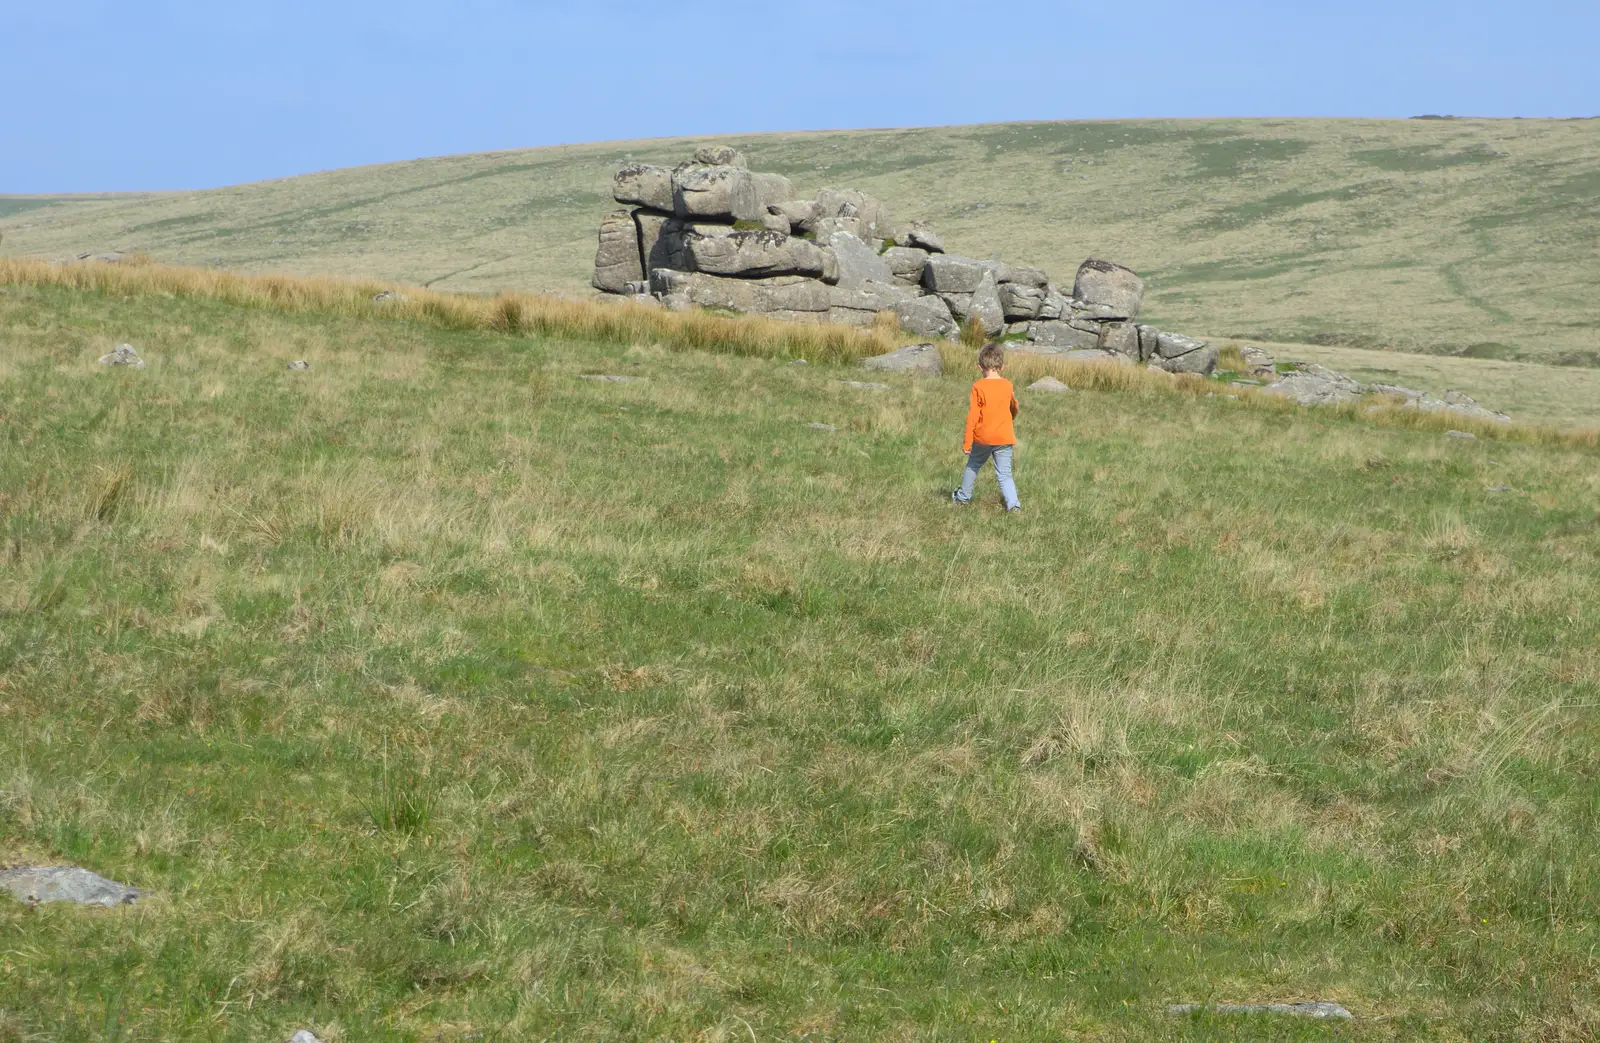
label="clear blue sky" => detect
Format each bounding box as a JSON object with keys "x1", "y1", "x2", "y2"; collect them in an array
[{"x1": 5, "y1": 0, "x2": 1597, "y2": 194}]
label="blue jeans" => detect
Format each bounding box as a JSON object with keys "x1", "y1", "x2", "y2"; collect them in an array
[{"x1": 955, "y1": 443, "x2": 1019, "y2": 509}]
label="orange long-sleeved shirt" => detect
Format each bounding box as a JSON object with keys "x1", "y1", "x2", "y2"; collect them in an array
[{"x1": 962, "y1": 375, "x2": 1020, "y2": 452}]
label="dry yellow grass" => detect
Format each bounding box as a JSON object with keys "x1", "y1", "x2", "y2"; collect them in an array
[{"x1": 4, "y1": 256, "x2": 1596, "y2": 452}]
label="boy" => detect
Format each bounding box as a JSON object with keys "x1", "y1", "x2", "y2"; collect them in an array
[{"x1": 952, "y1": 342, "x2": 1021, "y2": 511}]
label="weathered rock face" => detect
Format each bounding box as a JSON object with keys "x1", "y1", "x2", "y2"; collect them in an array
[
  {"x1": 1073, "y1": 258, "x2": 1145, "y2": 319},
  {"x1": 923, "y1": 254, "x2": 998, "y2": 294},
  {"x1": 672, "y1": 166, "x2": 792, "y2": 222},
  {"x1": 825, "y1": 231, "x2": 894, "y2": 289},
  {"x1": 651, "y1": 269, "x2": 829, "y2": 314},
  {"x1": 967, "y1": 271, "x2": 1005, "y2": 336},
  {"x1": 690, "y1": 145, "x2": 747, "y2": 168},
  {"x1": 1100, "y1": 321, "x2": 1141, "y2": 359},
  {"x1": 731, "y1": 172, "x2": 795, "y2": 222},
  {"x1": 814, "y1": 188, "x2": 894, "y2": 242},
  {"x1": 593, "y1": 209, "x2": 645, "y2": 292},
  {"x1": 882, "y1": 246, "x2": 930, "y2": 285},
  {"x1": 895, "y1": 295, "x2": 957, "y2": 338},
  {"x1": 686, "y1": 229, "x2": 829, "y2": 278},
  {"x1": 998, "y1": 264, "x2": 1049, "y2": 288},
  {"x1": 769, "y1": 199, "x2": 818, "y2": 232},
  {"x1": 1025, "y1": 321, "x2": 1103, "y2": 351},
  {"x1": 828, "y1": 280, "x2": 911, "y2": 326},
  {"x1": 998, "y1": 282, "x2": 1046, "y2": 321},
  {"x1": 1150, "y1": 331, "x2": 1219, "y2": 375},
  {"x1": 591, "y1": 149, "x2": 1234, "y2": 388},
  {"x1": 613, "y1": 164, "x2": 675, "y2": 212}
]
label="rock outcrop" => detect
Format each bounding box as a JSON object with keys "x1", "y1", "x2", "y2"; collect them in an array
[{"x1": 592, "y1": 149, "x2": 1214, "y2": 373}]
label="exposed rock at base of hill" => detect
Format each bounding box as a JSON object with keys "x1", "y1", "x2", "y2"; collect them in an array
[
  {"x1": 1027, "y1": 376, "x2": 1072, "y2": 392},
  {"x1": 1373, "y1": 384, "x2": 1512, "y2": 422},
  {"x1": 686, "y1": 229, "x2": 829, "y2": 278},
  {"x1": 1238, "y1": 343, "x2": 1277, "y2": 376},
  {"x1": 895, "y1": 295, "x2": 958, "y2": 338},
  {"x1": 650, "y1": 269, "x2": 829, "y2": 314},
  {"x1": 1073, "y1": 258, "x2": 1145, "y2": 319},
  {"x1": 613, "y1": 163, "x2": 675, "y2": 211},
  {"x1": 828, "y1": 280, "x2": 912, "y2": 326},
  {"x1": 862, "y1": 342, "x2": 942, "y2": 376},
  {"x1": 1147, "y1": 331, "x2": 1218, "y2": 375},
  {"x1": 1, "y1": 866, "x2": 142, "y2": 907},
  {"x1": 825, "y1": 231, "x2": 894, "y2": 289},
  {"x1": 1261, "y1": 364, "x2": 1362, "y2": 405},
  {"x1": 593, "y1": 209, "x2": 645, "y2": 292},
  {"x1": 98, "y1": 344, "x2": 145, "y2": 367}
]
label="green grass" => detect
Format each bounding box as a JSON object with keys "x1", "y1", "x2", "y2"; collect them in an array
[
  {"x1": 2, "y1": 280, "x2": 1600, "y2": 1040},
  {"x1": 3, "y1": 117, "x2": 1598, "y2": 372}
]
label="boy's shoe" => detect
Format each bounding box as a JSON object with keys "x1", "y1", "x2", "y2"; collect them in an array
[
  {"x1": 951, "y1": 490, "x2": 969, "y2": 505},
  {"x1": 1006, "y1": 505, "x2": 1022, "y2": 513}
]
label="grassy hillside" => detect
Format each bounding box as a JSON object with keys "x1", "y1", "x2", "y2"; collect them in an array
[
  {"x1": 3, "y1": 272, "x2": 1600, "y2": 1041},
  {"x1": 3, "y1": 117, "x2": 1598, "y2": 369}
]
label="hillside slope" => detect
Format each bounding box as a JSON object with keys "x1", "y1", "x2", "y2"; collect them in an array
[
  {"x1": 3, "y1": 118, "x2": 1598, "y2": 365},
  {"x1": 3, "y1": 277, "x2": 1600, "y2": 1040}
]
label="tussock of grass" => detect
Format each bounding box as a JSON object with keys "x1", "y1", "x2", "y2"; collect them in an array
[{"x1": 0, "y1": 257, "x2": 900, "y2": 364}]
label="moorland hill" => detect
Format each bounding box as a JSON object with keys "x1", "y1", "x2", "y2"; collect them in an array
[{"x1": 3, "y1": 117, "x2": 1598, "y2": 368}]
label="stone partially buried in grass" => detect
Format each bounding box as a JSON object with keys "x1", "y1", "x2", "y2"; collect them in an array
[
  {"x1": 862, "y1": 342, "x2": 942, "y2": 376},
  {"x1": 1168, "y1": 1002, "x2": 1353, "y2": 1020},
  {"x1": 97, "y1": 344, "x2": 144, "y2": 367},
  {"x1": 0, "y1": 866, "x2": 142, "y2": 907},
  {"x1": 1027, "y1": 376, "x2": 1072, "y2": 392}
]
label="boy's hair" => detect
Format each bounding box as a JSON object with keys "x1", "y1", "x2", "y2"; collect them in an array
[{"x1": 977, "y1": 342, "x2": 1005, "y2": 372}]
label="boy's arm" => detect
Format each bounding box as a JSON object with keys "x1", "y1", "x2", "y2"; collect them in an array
[
  {"x1": 962, "y1": 385, "x2": 981, "y2": 453},
  {"x1": 1010, "y1": 388, "x2": 1020, "y2": 418}
]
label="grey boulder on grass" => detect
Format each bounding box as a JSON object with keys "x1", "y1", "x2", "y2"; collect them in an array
[
  {"x1": 862, "y1": 342, "x2": 942, "y2": 376},
  {"x1": 98, "y1": 344, "x2": 145, "y2": 367},
  {"x1": 0, "y1": 866, "x2": 142, "y2": 907}
]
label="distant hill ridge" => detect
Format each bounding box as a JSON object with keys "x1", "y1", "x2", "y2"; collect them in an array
[{"x1": 3, "y1": 118, "x2": 1597, "y2": 365}]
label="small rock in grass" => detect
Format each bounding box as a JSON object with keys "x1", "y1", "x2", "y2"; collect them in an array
[
  {"x1": 1026, "y1": 376, "x2": 1072, "y2": 393},
  {"x1": 838, "y1": 380, "x2": 891, "y2": 391},
  {"x1": 790, "y1": 359, "x2": 809, "y2": 365},
  {"x1": 372, "y1": 290, "x2": 407, "y2": 304},
  {"x1": 1169, "y1": 1002, "x2": 1353, "y2": 1020},
  {"x1": 579, "y1": 374, "x2": 648, "y2": 383},
  {"x1": 862, "y1": 342, "x2": 941, "y2": 376},
  {"x1": 807, "y1": 422, "x2": 838, "y2": 431},
  {"x1": 98, "y1": 344, "x2": 144, "y2": 367},
  {"x1": 287, "y1": 1032, "x2": 326, "y2": 1043},
  {"x1": 1446, "y1": 430, "x2": 1477, "y2": 440},
  {"x1": 0, "y1": 866, "x2": 142, "y2": 907},
  {"x1": 1485, "y1": 483, "x2": 1512, "y2": 492},
  {"x1": 286, "y1": 360, "x2": 310, "y2": 371}
]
